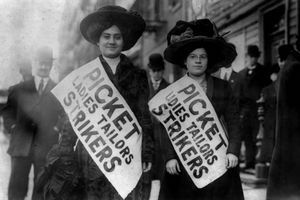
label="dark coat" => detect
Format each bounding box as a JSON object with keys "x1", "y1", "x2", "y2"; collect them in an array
[
  {"x1": 258, "y1": 82, "x2": 278, "y2": 163},
  {"x1": 148, "y1": 78, "x2": 169, "y2": 180},
  {"x1": 2, "y1": 78, "x2": 59, "y2": 158},
  {"x1": 214, "y1": 70, "x2": 242, "y2": 101},
  {"x1": 159, "y1": 75, "x2": 244, "y2": 200},
  {"x1": 38, "y1": 54, "x2": 154, "y2": 200},
  {"x1": 214, "y1": 70, "x2": 242, "y2": 114},
  {"x1": 267, "y1": 50, "x2": 300, "y2": 200},
  {"x1": 238, "y1": 63, "x2": 271, "y2": 115},
  {"x1": 228, "y1": 71, "x2": 242, "y2": 101}
]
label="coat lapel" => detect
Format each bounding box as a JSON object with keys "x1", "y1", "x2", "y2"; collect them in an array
[
  {"x1": 24, "y1": 78, "x2": 37, "y2": 93},
  {"x1": 115, "y1": 55, "x2": 135, "y2": 86},
  {"x1": 43, "y1": 79, "x2": 55, "y2": 94},
  {"x1": 206, "y1": 75, "x2": 214, "y2": 100}
]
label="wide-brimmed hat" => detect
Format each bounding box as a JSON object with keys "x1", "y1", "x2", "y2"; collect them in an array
[
  {"x1": 247, "y1": 45, "x2": 261, "y2": 58},
  {"x1": 80, "y1": 5, "x2": 145, "y2": 51},
  {"x1": 148, "y1": 53, "x2": 165, "y2": 71},
  {"x1": 164, "y1": 19, "x2": 237, "y2": 73}
]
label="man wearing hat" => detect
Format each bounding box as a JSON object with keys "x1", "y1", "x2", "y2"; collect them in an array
[
  {"x1": 147, "y1": 53, "x2": 169, "y2": 197},
  {"x1": 238, "y1": 45, "x2": 271, "y2": 170},
  {"x1": 40, "y1": 5, "x2": 154, "y2": 200},
  {"x1": 148, "y1": 53, "x2": 169, "y2": 96},
  {"x1": 2, "y1": 46, "x2": 60, "y2": 200}
]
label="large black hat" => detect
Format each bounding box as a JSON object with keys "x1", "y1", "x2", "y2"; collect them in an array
[
  {"x1": 80, "y1": 5, "x2": 146, "y2": 51},
  {"x1": 164, "y1": 19, "x2": 237, "y2": 73},
  {"x1": 148, "y1": 53, "x2": 165, "y2": 71}
]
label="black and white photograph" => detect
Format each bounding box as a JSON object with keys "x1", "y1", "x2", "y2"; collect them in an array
[{"x1": 0, "y1": 0, "x2": 299, "y2": 200}]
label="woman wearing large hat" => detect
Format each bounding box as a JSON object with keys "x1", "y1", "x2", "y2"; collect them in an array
[
  {"x1": 37, "y1": 5, "x2": 154, "y2": 200},
  {"x1": 159, "y1": 19, "x2": 244, "y2": 200}
]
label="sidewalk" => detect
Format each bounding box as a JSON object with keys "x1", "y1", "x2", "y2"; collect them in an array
[{"x1": 240, "y1": 166, "x2": 267, "y2": 200}]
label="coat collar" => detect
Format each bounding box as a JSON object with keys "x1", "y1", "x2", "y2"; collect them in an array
[
  {"x1": 185, "y1": 73, "x2": 214, "y2": 100},
  {"x1": 23, "y1": 78, "x2": 37, "y2": 92},
  {"x1": 43, "y1": 79, "x2": 55, "y2": 93},
  {"x1": 99, "y1": 54, "x2": 136, "y2": 84},
  {"x1": 24, "y1": 77, "x2": 55, "y2": 94}
]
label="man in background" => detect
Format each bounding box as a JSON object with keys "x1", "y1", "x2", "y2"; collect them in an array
[
  {"x1": 2, "y1": 46, "x2": 60, "y2": 200},
  {"x1": 147, "y1": 53, "x2": 169, "y2": 200},
  {"x1": 238, "y1": 45, "x2": 271, "y2": 170}
]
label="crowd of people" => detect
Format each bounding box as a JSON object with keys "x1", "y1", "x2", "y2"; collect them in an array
[{"x1": 1, "y1": 4, "x2": 300, "y2": 200}]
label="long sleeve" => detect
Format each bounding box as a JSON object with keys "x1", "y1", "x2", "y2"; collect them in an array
[
  {"x1": 2, "y1": 86, "x2": 17, "y2": 133},
  {"x1": 165, "y1": 137, "x2": 177, "y2": 162},
  {"x1": 137, "y1": 70, "x2": 154, "y2": 163},
  {"x1": 223, "y1": 83, "x2": 241, "y2": 156}
]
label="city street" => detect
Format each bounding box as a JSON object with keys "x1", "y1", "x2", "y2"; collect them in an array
[{"x1": 0, "y1": 131, "x2": 266, "y2": 200}]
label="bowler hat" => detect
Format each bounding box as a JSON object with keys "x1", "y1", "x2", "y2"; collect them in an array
[
  {"x1": 164, "y1": 19, "x2": 237, "y2": 73},
  {"x1": 34, "y1": 46, "x2": 53, "y2": 62},
  {"x1": 148, "y1": 53, "x2": 165, "y2": 71},
  {"x1": 80, "y1": 5, "x2": 145, "y2": 51},
  {"x1": 247, "y1": 45, "x2": 261, "y2": 58},
  {"x1": 278, "y1": 44, "x2": 293, "y2": 61}
]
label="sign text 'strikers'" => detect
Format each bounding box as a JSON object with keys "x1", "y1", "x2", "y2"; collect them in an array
[
  {"x1": 148, "y1": 75, "x2": 228, "y2": 188},
  {"x1": 52, "y1": 58, "x2": 142, "y2": 199}
]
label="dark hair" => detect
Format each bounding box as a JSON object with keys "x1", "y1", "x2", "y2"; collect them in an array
[
  {"x1": 182, "y1": 46, "x2": 212, "y2": 73},
  {"x1": 86, "y1": 20, "x2": 129, "y2": 44}
]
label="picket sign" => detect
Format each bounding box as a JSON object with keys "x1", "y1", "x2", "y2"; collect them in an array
[
  {"x1": 52, "y1": 58, "x2": 142, "y2": 199},
  {"x1": 148, "y1": 75, "x2": 228, "y2": 188}
]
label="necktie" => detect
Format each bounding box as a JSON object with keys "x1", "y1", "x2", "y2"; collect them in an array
[{"x1": 38, "y1": 79, "x2": 44, "y2": 95}]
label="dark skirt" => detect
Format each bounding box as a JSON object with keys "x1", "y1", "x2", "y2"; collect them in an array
[{"x1": 159, "y1": 166, "x2": 244, "y2": 200}]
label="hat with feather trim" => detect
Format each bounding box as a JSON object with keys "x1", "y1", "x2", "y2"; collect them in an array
[{"x1": 164, "y1": 19, "x2": 237, "y2": 73}]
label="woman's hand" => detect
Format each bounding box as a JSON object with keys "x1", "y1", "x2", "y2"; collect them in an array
[
  {"x1": 166, "y1": 159, "x2": 181, "y2": 175},
  {"x1": 226, "y1": 153, "x2": 238, "y2": 168}
]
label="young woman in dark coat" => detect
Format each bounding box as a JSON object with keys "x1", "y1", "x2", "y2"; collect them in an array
[
  {"x1": 158, "y1": 19, "x2": 244, "y2": 200},
  {"x1": 36, "y1": 5, "x2": 154, "y2": 200}
]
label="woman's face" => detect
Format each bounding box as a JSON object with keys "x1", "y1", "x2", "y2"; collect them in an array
[
  {"x1": 97, "y1": 25, "x2": 124, "y2": 58},
  {"x1": 185, "y1": 48, "x2": 208, "y2": 77}
]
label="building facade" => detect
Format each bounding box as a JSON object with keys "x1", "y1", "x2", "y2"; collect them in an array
[
  {"x1": 56, "y1": 0, "x2": 299, "y2": 81},
  {"x1": 139, "y1": 0, "x2": 300, "y2": 80},
  {"x1": 204, "y1": 0, "x2": 299, "y2": 72}
]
